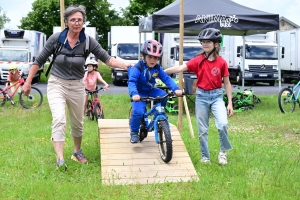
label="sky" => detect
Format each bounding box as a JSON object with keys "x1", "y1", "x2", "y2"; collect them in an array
[{"x1": 1, "y1": 0, "x2": 300, "y2": 29}]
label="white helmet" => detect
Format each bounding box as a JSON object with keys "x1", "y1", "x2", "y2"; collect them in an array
[{"x1": 85, "y1": 59, "x2": 98, "y2": 67}]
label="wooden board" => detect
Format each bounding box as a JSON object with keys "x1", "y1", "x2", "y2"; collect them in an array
[{"x1": 98, "y1": 119, "x2": 199, "y2": 185}]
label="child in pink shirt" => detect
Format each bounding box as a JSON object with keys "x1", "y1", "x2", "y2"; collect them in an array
[{"x1": 83, "y1": 60, "x2": 109, "y2": 115}]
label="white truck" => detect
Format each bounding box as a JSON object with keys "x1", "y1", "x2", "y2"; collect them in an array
[
  {"x1": 108, "y1": 26, "x2": 152, "y2": 85},
  {"x1": 279, "y1": 28, "x2": 300, "y2": 83},
  {"x1": 222, "y1": 32, "x2": 284, "y2": 86},
  {"x1": 161, "y1": 33, "x2": 202, "y2": 72},
  {"x1": 0, "y1": 29, "x2": 46, "y2": 83},
  {"x1": 53, "y1": 26, "x2": 98, "y2": 66}
]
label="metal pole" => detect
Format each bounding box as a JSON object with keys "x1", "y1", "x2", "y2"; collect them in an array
[
  {"x1": 242, "y1": 36, "x2": 245, "y2": 90},
  {"x1": 277, "y1": 30, "x2": 281, "y2": 91}
]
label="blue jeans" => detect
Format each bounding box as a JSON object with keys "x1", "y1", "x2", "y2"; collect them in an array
[
  {"x1": 195, "y1": 88, "x2": 232, "y2": 159},
  {"x1": 130, "y1": 88, "x2": 168, "y2": 133}
]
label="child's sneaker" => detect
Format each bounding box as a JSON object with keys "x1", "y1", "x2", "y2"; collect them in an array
[
  {"x1": 71, "y1": 150, "x2": 88, "y2": 163},
  {"x1": 200, "y1": 157, "x2": 211, "y2": 164},
  {"x1": 218, "y1": 152, "x2": 227, "y2": 165},
  {"x1": 130, "y1": 132, "x2": 139, "y2": 143},
  {"x1": 56, "y1": 158, "x2": 67, "y2": 171}
]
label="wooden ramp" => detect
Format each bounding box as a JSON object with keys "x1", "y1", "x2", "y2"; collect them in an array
[{"x1": 98, "y1": 119, "x2": 199, "y2": 185}]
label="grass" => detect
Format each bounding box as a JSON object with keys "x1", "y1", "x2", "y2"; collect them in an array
[
  {"x1": 41, "y1": 64, "x2": 113, "y2": 83},
  {"x1": 0, "y1": 93, "x2": 299, "y2": 199}
]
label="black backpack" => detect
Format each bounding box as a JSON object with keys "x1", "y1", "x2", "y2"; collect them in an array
[{"x1": 45, "y1": 35, "x2": 90, "y2": 77}]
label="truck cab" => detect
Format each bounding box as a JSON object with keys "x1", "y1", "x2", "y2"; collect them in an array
[{"x1": 0, "y1": 29, "x2": 46, "y2": 83}]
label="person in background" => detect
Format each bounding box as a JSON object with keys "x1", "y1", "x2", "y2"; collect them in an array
[
  {"x1": 5, "y1": 65, "x2": 21, "y2": 94},
  {"x1": 22, "y1": 5, "x2": 132, "y2": 170},
  {"x1": 165, "y1": 28, "x2": 233, "y2": 165},
  {"x1": 83, "y1": 59, "x2": 109, "y2": 115},
  {"x1": 128, "y1": 39, "x2": 182, "y2": 143}
]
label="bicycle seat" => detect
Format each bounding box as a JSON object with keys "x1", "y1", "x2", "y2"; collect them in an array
[{"x1": 243, "y1": 91, "x2": 252, "y2": 95}]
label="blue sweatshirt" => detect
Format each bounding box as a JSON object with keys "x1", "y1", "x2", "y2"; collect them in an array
[{"x1": 128, "y1": 60, "x2": 180, "y2": 97}]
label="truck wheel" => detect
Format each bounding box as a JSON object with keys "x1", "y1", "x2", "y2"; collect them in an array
[
  {"x1": 113, "y1": 79, "x2": 120, "y2": 86},
  {"x1": 269, "y1": 80, "x2": 275, "y2": 86},
  {"x1": 237, "y1": 72, "x2": 242, "y2": 86},
  {"x1": 281, "y1": 76, "x2": 290, "y2": 83}
]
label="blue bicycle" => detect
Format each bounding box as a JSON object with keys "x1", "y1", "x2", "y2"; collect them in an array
[
  {"x1": 278, "y1": 80, "x2": 300, "y2": 113},
  {"x1": 129, "y1": 92, "x2": 184, "y2": 163}
]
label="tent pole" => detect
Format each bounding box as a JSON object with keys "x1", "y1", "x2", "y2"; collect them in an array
[
  {"x1": 242, "y1": 36, "x2": 245, "y2": 90},
  {"x1": 277, "y1": 30, "x2": 281, "y2": 91},
  {"x1": 177, "y1": 0, "x2": 184, "y2": 133}
]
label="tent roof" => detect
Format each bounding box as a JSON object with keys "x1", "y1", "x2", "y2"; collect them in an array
[{"x1": 139, "y1": 0, "x2": 279, "y2": 36}]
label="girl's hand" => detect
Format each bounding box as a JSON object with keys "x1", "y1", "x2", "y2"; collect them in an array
[
  {"x1": 227, "y1": 103, "x2": 234, "y2": 117},
  {"x1": 104, "y1": 84, "x2": 110, "y2": 90}
]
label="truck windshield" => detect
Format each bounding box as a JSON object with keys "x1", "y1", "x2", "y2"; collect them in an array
[
  {"x1": 117, "y1": 44, "x2": 139, "y2": 60},
  {"x1": 176, "y1": 46, "x2": 202, "y2": 61},
  {"x1": 0, "y1": 49, "x2": 28, "y2": 62},
  {"x1": 242, "y1": 45, "x2": 278, "y2": 60}
]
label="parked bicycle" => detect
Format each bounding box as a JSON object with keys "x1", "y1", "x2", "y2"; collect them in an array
[
  {"x1": 278, "y1": 80, "x2": 300, "y2": 113},
  {"x1": 223, "y1": 86, "x2": 261, "y2": 112},
  {"x1": 86, "y1": 87, "x2": 105, "y2": 122},
  {"x1": 129, "y1": 91, "x2": 185, "y2": 163},
  {"x1": 0, "y1": 78, "x2": 43, "y2": 109}
]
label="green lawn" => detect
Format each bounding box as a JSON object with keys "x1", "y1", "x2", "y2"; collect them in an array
[
  {"x1": 41, "y1": 63, "x2": 113, "y2": 83},
  {"x1": 0, "y1": 93, "x2": 299, "y2": 199}
]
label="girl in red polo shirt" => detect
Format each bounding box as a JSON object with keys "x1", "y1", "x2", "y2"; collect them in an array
[{"x1": 165, "y1": 28, "x2": 233, "y2": 165}]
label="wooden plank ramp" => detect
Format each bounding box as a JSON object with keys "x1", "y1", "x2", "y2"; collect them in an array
[{"x1": 98, "y1": 119, "x2": 199, "y2": 185}]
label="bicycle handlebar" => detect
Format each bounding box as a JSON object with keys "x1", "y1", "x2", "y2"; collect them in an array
[
  {"x1": 131, "y1": 91, "x2": 185, "y2": 102},
  {"x1": 85, "y1": 87, "x2": 105, "y2": 94}
]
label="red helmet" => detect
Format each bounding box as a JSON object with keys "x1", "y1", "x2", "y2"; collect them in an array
[{"x1": 141, "y1": 39, "x2": 163, "y2": 58}]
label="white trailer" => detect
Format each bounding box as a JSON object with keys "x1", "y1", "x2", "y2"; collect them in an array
[
  {"x1": 0, "y1": 29, "x2": 46, "y2": 83},
  {"x1": 223, "y1": 32, "x2": 283, "y2": 86},
  {"x1": 108, "y1": 26, "x2": 152, "y2": 85},
  {"x1": 161, "y1": 33, "x2": 202, "y2": 71},
  {"x1": 279, "y1": 28, "x2": 300, "y2": 83}
]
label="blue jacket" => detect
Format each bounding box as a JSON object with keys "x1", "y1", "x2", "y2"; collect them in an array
[{"x1": 128, "y1": 60, "x2": 180, "y2": 97}]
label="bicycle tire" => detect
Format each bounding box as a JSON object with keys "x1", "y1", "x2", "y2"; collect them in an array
[
  {"x1": 19, "y1": 87, "x2": 43, "y2": 109},
  {"x1": 278, "y1": 88, "x2": 296, "y2": 113},
  {"x1": 171, "y1": 105, "x2": 179, "y2": 115},
  {"x1": 157, "y1": 120, "x2": 173, "y2": 163},
  {"x1": 93, "y1": 102, "x2": 102, "y2": 122},
  {"x1": 0, "y1": 89, "x2": 7, "y2": 107},
  {"x1": 86, "y1": 100, "x2": 93, "y2": 120}
]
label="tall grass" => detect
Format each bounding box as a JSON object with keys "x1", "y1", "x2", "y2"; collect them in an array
[{"x1": 0, "y1": 94, "x2": 299, "y2": 199}]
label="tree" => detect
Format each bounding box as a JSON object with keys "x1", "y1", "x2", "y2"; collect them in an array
[
  {"x1": 19, "y1": 0, "x2": 125, "y2": 50},
  {"x1": 0, "y1": 7, "x2": 11, "y2": 29},
  {"x1": 120, "y1": 0, "x2": 176, "y2": 26}
]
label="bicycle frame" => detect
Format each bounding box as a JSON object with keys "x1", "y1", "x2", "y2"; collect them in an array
[
  {"x1": 143, "y1": 100, "x2": 169, "y2": 144},
  {"x1": 287, "y1": 82, "x2": 300, "y2": 102},
  {"x1": 0, "y1": 78, "x2": 24, "y2": 99}
]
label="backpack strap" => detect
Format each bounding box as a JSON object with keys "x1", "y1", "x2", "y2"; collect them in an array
[
  {"x1": 45, "y1": 35, "x2": 90, "y2": 77},
  {"x1": 45, "y1": 41, "x2": 63, "y2": 77}
]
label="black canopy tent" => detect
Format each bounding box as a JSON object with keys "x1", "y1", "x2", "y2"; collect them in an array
[
  {"x1": 140, "y1": 0, "x2": 279, "y2": 36},
  {"x1": 138, "y1": 0, "x2": 281, "y2": 89}
]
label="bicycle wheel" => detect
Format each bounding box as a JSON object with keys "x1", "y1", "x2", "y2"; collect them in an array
[
  {"x1": 86, "y1": 100, "x2": 93, "y2": 120},
  {"x1": 157, "y1": 120, "x2": 173, "y2": 163},
  {"x1": 19, "y1": 87, "x2": 43, "y2": 109},
  {"x1": 0, "y1": 89, "x2": 7, "y2": 107},
  {"x1": 93, "y1": 102, "x2": 103, "y2": 122},
  {"x1": 278, "y1": 88, "x2": 296, "y2": 113},
  {"x1": 252, "y1": 95, "x2": 262, "y2": 105}
]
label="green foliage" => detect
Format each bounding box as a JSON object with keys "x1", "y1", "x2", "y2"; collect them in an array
[
  {"x1": 0, "y1": 7, "x2": 11, "y2": 29},
  {"x1": 122, "y1": 0, "x2": 176, "y2": 25},
  {"x1": 19, "y1": 0, "x2": 124, "y2": 50}
]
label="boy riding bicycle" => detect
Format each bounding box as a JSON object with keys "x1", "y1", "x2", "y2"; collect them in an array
[
  {"x1": 127, "y1": 39, "x2": 183, "y2": 143},
  {"x1": 83, "y1": 60, "x2": 109, "y2": 115}
]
